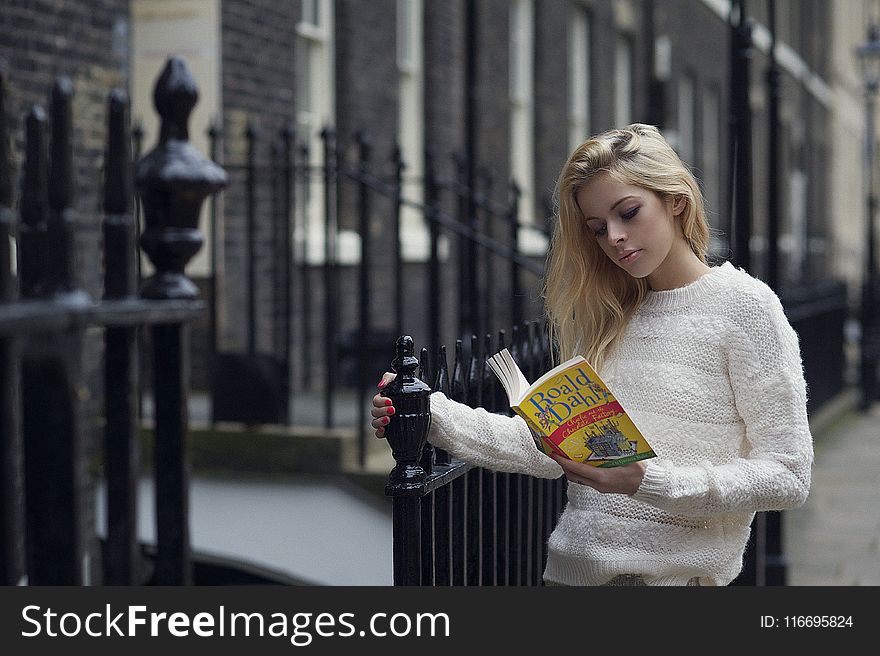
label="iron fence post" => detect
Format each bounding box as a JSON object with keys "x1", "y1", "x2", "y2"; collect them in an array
[
  {"x1": 135, "y1": 56, "x2": 227, "y2": 585},
  {"x1": 103, "y1": 89, "x2": 140, "y2": 584},
  {"x1": 0, "y1": 62, "x2": 25, "y2": 586},
  {"x1": 321, "y1": 127, "x2": 338, "y2": 428},
  {"x1": 383, "y1": 335, "x2": 432, "y2": 585},
  {"x1": 357, "y1": 131, "x2": 372, "y2": 468},
  {"x1": 763, "y1": 0, "x2": 787, "y2": 587}
]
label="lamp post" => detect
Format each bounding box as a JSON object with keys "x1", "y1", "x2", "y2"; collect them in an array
[{"x1": 856, "y1": 25, "x2": 880, "y2": 411}]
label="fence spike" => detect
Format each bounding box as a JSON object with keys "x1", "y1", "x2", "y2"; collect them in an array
[
  {"x1": 466, "y1": 333, "x2": 481, "y2": 408},
  {"x1": 19, "y1": 105, "x2": 49, "y2": 298},
  {"x1": 103, "y1": 89, "x2": 136, "y2": 301},
  {"x1": 0, "y1": 62, "x2": 15, "y2": 303},
  {"x1": 451, "y1": 339, "x2": 466, "y2": 404},
  {"x1": 105, "y1": 89, "x2": 132, "y2": 216},
  {"x1": 482, "y1": 332, "x2": 495, "y2": 411}
]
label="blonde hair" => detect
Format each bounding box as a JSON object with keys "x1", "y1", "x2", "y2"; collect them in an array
[{"x1": 543, "y1": 123, "x2": 711, "y2": 371}]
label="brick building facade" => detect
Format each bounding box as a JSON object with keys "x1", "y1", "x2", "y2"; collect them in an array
[{"x1": 1, "y1": 0, "x2": 841, "y2": 396}]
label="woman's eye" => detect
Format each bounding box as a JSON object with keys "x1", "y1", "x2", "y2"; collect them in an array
[
  {"x1": 622, "y1": 207, "x2": 639, "y2": 220},
  {"x1": 592, "y1": 225, "x2": 607, "y2": 237}
]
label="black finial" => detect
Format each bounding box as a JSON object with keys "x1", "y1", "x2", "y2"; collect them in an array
[
  {"x1": 135, "y1": 57, "x2": 227, "y2": 300},
  {"x1": 384, "y1": 336, "x2": 433, "y2": 495},
  {"x1": 154, "y1": 56, "x2": 198, "y2": 142},
  {"x1": 391, "y1": 335, "x2": 418, "y2": 378}
]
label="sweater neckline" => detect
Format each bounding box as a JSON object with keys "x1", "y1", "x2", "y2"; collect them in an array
[{"x1": 638, "y1": 261, "x2": 734, "y2": 311}]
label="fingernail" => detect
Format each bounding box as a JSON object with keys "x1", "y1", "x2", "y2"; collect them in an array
[
  {"x1": 384, "y1": 398, "x2": 393, "y2": 406},
  {"x1": 377, "y1": 377, "x2": 386, "y2": 388},
  {"x1": 387, "y1": 407, "x2": 395, "y2": 415},
  {"x1": 382, "y1": 416, "x2": 390, "y2": 425}
]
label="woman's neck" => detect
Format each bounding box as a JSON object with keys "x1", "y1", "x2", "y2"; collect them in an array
[{"x1": 646, "y1": 244, "x2": 711, "y2": 291}]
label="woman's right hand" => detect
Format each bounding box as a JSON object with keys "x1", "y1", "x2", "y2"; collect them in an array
[{"x1": 370, "y1": 372, "x2": 397, "y2": 439}]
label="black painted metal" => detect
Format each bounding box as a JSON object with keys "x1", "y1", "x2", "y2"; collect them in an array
[
  {"x1": 281, "y1": 123, "x2": 295, "y2": 423},
  {"x1": 466, "y1": 333, "x2": 481, "y2": 408},
  {"x1": 321, "y1": 128, "x2": 338, "y2": 428},
  {"x1": 357, "y1": 132, "x2": 372, "y2": 468},
  {"x1": 426, "y1": 151, "x2": 441, "y2": 354},
  {"x1": 464, "y1": 467, "x2": 480, "y2": 585},
  {"x1": 47, "y1": 79, "x2": 77, "y2": 298},
  {"x1": 451, "y1": 470, "x2": 467, "y2": 586},
  {"x1": 418, "y1": 347, "x2": 434, "y2": 476},
  {"x1": 766, "y1": 0, "x2": 781, "y2": 294},
  {"x1": 1, "y1": 57, "x2": 220, "y2": 586},
  {"x1": 0, "y1": 61, "x2": 25, "y2": 586},
  {"x1": 479, "y1": 468, "x2": 496, "y2": 585},
  {"x1": 298, "y1": 141, "x2": 312, "y2": 389},
  {"x1": 730, "y1": 0, "x2": 754, "y2": 272},
  {"x1": 384, "y1": 333, "x2": 570, "y2": 587},
  {"x1": 246, "y1": 122, "x2": 258, "y2": 355},
  {"x1": 19, "y1": 106, "x2": 48, "y2": 300},
  {"x1": 481, "y1": 169, "x2": 495, "y2": 335},
  {"x1": 135, "y1": 57, "x2": 227, "y2": 585},
  {"x1": 392, "y1": 146, "x2": 405, "y2": 339},
  {"x1": 208, "y1": 122, "x2": 221, "y2": 360},
  {"x1": 509, "y1": 182, "x2": 522, "y2": 329},
  {"x1": 433, "y1": 344, "x2": 451, "y2": 466},
  {"x1": 433, "y1": 484, "x2": 451, "y2": 585},
  {"x1": 21, "y1": 78, "x2": 91, "y2": 585},
  {"x1": 382, "y1": 336, "x2": 432, "y2": 498},
  {"x1": 103, "y1": 89, "x2": 140, "y2": 585}
]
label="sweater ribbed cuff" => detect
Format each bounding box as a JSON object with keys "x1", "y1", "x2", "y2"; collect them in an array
[
  {"x1": 631, "y1": 459, "x2": 669, "y2": 505},
  {"x1": 426, "y1": 391, "x2": 453, "y2": 450}
]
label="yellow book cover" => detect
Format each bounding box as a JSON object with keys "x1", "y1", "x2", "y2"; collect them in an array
[{"x1": 486, "y1": 348, "x2": 656, "y2": 467}]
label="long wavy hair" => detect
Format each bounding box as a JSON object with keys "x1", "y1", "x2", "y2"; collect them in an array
[{"x1": 543, "y1": 123, "x2": 711, "y2": 371}]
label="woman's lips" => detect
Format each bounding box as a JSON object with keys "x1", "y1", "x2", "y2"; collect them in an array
[{"x1": 619, "y1": 249, "x2": 642, "y2": 264}]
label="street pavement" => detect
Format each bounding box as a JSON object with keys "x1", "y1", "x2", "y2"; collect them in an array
[{"x1": 784, "y1": 391, "x2": 880, "y2": 586}]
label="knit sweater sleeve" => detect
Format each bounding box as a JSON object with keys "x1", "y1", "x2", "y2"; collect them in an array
[
  {"x1": 632, "y1": 287, "x2": 814, "y2": 517},
  {"x1": 426, "y1": 391, "x2": 564, "y2": 479}
]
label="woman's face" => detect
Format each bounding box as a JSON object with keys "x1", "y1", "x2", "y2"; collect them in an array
[{"x1": 575, "y1": 173, "x2": 685, "y2": 282}]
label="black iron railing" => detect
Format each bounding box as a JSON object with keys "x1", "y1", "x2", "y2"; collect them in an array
[
  {"x1": 383, "y1": 332, "x2": 567, "y2": 586},
  {"x1": 0, "y1": 57, "x2": 225, "y2": 585}
]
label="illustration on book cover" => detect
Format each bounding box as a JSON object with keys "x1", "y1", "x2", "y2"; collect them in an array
[{"x1": 487, "y1": 348, "x2": 655, "y2": 467}]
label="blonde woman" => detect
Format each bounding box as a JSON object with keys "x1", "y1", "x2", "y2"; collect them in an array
[{"x1": 372, "y1": 124, "x2": 813, "y2": 586}]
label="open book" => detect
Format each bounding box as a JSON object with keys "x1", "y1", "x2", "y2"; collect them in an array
[{"x1": 487, "y1": 349, "x2": 656, "y2": 467}]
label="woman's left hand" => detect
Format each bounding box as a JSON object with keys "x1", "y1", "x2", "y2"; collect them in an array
[{"x1": 550, "y1": 455, "x2": 647, "y2": 495}]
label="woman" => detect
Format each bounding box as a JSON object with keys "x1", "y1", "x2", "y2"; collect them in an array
[{"x1": 372, "y1": 124, "x2": 813, "y2": 586}]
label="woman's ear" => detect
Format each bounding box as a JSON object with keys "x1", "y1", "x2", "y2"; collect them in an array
[{"x1": 672, "y1": 195, "x2": 687, "y2": 217}]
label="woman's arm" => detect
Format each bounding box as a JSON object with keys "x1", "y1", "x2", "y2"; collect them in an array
[
  {"x1": 372, "y1": 379, "x2": 563, "y2": 479},
  {"x1": 424, "y1": 392, "x2": 564, "y2": 479},
  {"x1": 631, "y1": 289, "x2": 814, "y2": 517}
]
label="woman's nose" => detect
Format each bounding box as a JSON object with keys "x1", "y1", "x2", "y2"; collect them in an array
[{"x1": 606, "y1": 222, "x2": 626, "y2": 243}]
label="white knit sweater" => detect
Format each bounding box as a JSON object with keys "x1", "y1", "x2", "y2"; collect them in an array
[{"x1": 426, "y1": 262, "x2": 813, "y2": 586}]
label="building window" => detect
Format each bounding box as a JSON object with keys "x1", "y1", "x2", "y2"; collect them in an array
[
  {"x1": 510, "y1": 0, "x2": 535, "y2": 235},
  {"x1": 397, "y1": 0, "x2": 428, "y2": 261},
  {"x1": 301, "y1": 0, "x2": 321, "y2": 27},
  {"x1": 568, "y1": 5, "x2": 591, "y2": 152},
  {"x1": 296, "y1": 0, "x2": 335, "y2": 264},
  {"x1": 614, "y1": 35, "x2": 633, "y2": 128}
]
